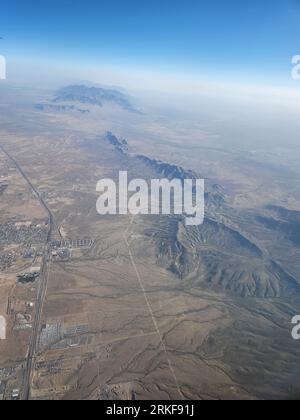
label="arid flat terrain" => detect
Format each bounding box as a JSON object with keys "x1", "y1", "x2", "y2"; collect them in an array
[{"x1": 0, "y1": 85, "x2": 300, "y2": 400}]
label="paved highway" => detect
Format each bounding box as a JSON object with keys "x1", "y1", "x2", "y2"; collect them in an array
[{"x1": 0, "y1": 145, "x2": 54, "y2": 400}]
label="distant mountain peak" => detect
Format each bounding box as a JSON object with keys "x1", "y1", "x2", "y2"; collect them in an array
[{"x1": 53, "y1": 84, "x2": 142, "y2": 114}]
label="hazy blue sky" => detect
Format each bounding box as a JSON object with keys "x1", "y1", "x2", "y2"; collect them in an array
[{"x1": 1, "y1": 0, "x2": 300, "y2": 89}]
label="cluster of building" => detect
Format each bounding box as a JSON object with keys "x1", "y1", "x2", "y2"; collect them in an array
[
  {"x1": 50, "y1": 238, "x2": 93, "y2": 260},
  {"x1": 0, "y1": 251, "x2": 16, "y2": 271},
  {"x1": 0, "y1": 221, "x2": 48, "y2": 247},
  {"x1": 0, "y1": 368, "x2": 19, "y2": 400},
  {"x1": 39, "y1": 322, "x2": 90, "y2": 351},
  {"x1": 51, "y1": 248, "x2": 71, "y2": 260},
  {"x1": 0, "y1": 219, "x2": 47, "y2": 272},
  {"x1": 51, "y1": 239, "x2": 93, "y2": 249}
]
